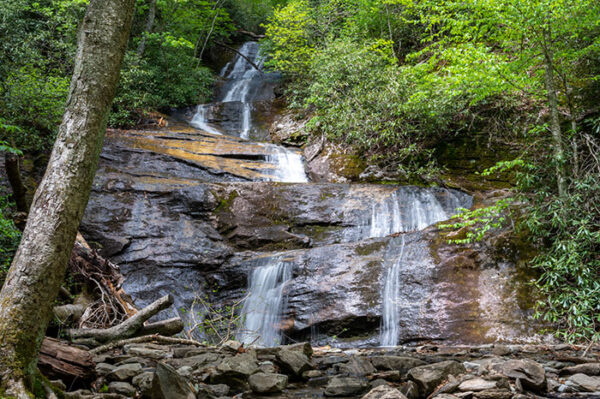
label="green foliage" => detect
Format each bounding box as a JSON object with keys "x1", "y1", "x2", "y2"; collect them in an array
[
  {"x1": 440, "y1": 198, "x2": 514, "y2": 245},
  {"x1": 262, "y1": 0, "x2": 316, "y2": 78},
  {"x1": 524, "y1": 174, "x2": 600, "y2": 342},
  {"x1": 0, "y1": 67, "x2": 70, "y2": 151},
  {"x1": 110, "y1": 49, "x2": 214, "y2": 127}
]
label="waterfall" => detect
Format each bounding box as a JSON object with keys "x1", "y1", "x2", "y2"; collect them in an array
[
  {"x1": 380, "y1": 236, "x2": 405, "y2": 347},
  {"x1": 369, "y1": 189, "x2": 454, "y2": 238},
  {"x1": 190, "y1": 42, "x2": 264, "y2": 139},
  {"x1": 266, "y1": 146, "x2": 309, "y2": 183},
  {"x1": 238, "y1": 259, "x2": 293, "y2": 347},
  {"x1": 220, "y1": 42, "x2": 264, "y2": 139},
  {"x1": 190, "y1": 104, "x2": 222, "y2": 135}
]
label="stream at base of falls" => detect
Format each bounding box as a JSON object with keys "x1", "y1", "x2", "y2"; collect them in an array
[{"x1": 82, "y1": 40, "x2": 540, "y2": 349}]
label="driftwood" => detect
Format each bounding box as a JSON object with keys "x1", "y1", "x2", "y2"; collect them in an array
[
  {"x1": 137, "y1": 317, "x2": 184, "y2": 337},
  {"x1": 237, "y1": 29, "x2": 265, "y2": 39},
  {"x1": 90, "y1": 334, "x2": 205, "y2": 355},
  {"x1": 67, "y1": 294, "x2": 174, "y2": 343},
  {"x1": 38, "y1": 337, "x2": 95, "y2": 388},
  {"x1": 68, "y1": 234, "x2": 137, "y2": 329}
]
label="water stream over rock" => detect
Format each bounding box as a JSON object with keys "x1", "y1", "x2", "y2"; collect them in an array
[{"x1": 81, "y1": 41, "x2": 542, "y2": 348}]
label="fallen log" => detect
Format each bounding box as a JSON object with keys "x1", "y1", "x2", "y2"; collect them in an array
[
  {"x1": 38, "y1": 337, "x2": 95, "y2": 388},
  {"x1": 137, "y1": 317, "x2": 184, "y2": 337},
  {"x1": 67, "y1": 294, "x2": 173, "y2": 343}
]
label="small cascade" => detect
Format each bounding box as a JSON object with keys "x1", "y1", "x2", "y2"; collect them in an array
[
  {"x1": 369, "y1": 189, "x2": 456, "y2": 238},
  {"x1": 219, "y1": 42, "x2": 265, "y2": 139},
  {"x1": 380, "y1": 236, "x2": 405, "y2": 347},
  {"x1": 265, "y1": 146, "x2": 309, "y2": 183},
  {"x1": 190, "y1": 104, "x2": 222, "y2": 135},
  {"x1": 238, "y1": 258, "x2": 293, "y2": 347}
]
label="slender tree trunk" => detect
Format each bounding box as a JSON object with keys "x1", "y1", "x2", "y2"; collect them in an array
[
  {"x1": 137, "y1": 0, "x2": 157, "y2": 58},
  {"x1": 0, "y1": 0, "x2": 135, "y2": 396},
  {"x1": 4, "y1": 153, "x2": 28, "y2": 213},
  {"x1": 542, "y1": 29, "x2": 567, "y2": 197}
]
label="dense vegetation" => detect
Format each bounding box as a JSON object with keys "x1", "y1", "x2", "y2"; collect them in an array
[
  {"x1": 0, "y1": 0, "x2": 599, "y2": 342},
  {"x1": 0, "y1": 0, "x2": 280, "y2": 284},
  {"x1": 261, "y1": 0, "x2": 600, "y2": 341}
]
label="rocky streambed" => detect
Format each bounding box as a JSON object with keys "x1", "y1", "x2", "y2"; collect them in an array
[{"x1": 65, "y1": 340, "x2": 600, "y2": 398}]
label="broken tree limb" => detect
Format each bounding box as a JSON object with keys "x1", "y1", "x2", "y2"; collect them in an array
[
  {"x1": 137, "y1": 317, "x2": 184, "y2": 337},
  {"x1": 38, "y1": 337, "x2": 95, "y2": 388},
  {"x1": 90, "y1": 334, "x2": 205, "y2": 355},
  {"x1": 67, "y1": 294, "x2": 174, "y2": 343},
  {"x1": 215, "y1": 41, "x2": 263, "y2": 73},
  {"x1": 237, "y1": 29, "x2": 265, "y2": 39}
]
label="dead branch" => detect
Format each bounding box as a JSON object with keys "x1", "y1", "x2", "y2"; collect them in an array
[
  {"x1": 90, "y1": 334, "x2": 205, "y2": 355},
  {"x1": 215, "y1": 41, "x2": 263, "y2": 73},
  {"x1": 67, "y1": 295, "x2": 173, "y2": 343}
]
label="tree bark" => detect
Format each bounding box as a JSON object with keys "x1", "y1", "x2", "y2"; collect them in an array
[
  {"x1": 0, "y1": 0, "x2": 135, "y2": 396},
  {"x1": 137, "y1": 0, "x2": 157, "y2": 58},
  {"x1": 542, "y1": 29, "x2": 567, "y2": 197}
]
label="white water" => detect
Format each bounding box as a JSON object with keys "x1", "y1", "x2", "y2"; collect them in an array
[
  {"x1": 238, "y1": 259, "x2": 293, "y2": 347},
  {"x1": 266, "y1": 146, "x2": 309, "y2": 183},
  {"x1": 190, "y1": 104, "x2": 222, "y2": 135},
  {"x1": 220, "y1": 42, "x2": 264, "y2": 139},
  {"x1": 380, "y1": 236, "x2": 405, "y2": 347},
  {"x1": 369, "y1": 190, "x2": 453, "y2": 238}
]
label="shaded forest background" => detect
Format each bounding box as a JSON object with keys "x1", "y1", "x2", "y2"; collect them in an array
[{"x1": 1, "y1": 0, "x2": 599, "y2": 342}]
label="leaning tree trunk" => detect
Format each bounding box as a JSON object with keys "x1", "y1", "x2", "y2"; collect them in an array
[{"x1": 0, "y1": 0, "x2": 135, "y2": 396}]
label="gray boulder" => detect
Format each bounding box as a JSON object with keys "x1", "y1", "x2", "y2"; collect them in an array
[
  {"x1": 337, "y1": 357, "x2": 377, "y2": 377},
  {"x1": 132, "y1": 371, "x2": 154, "y2": 397},
  {"x1": 458, "y1": 378, "x2": 498, "y2": 391},
  {"x1": 560, "y1": 363, "x2": 600, "y2": 376},
  {"x1": 248, "y1": 372, "x2": 288, "y2": 393},
  {"x1": 407, "y1": 361, "x2": 466, "y2": 396},
  {"x1": 108, "y1": 363, "x2": 143, "y2": 381},
  {"x1": 370, "y1": 356, "x2": 426, "y2": 374},
  {"x1": 108, "y1": 381, "x2": 136, "y2": 396},
  {"x1": 361, "y1": 385, "x2": 408, "y2": 399},
  {"x1": 151, "y1": 362, "x2": 196, "y2": 399},
  {"x1": 276, "y1": 349, "x2": 313, "y2": 377},
  {"x1": 493, "y1": 359, "x2": 546, "y2": 393},
  {"x1": 215, "y1": 353, "x2": 259, "y2": 378},
  {"x1": 567, "y1": 373, "x2": 600, "y2": 392},
  {"x1": 400, "y1": 381, "x2": 419, "y2": 399},
  {"x1": 325, "y1": 376, "x2": 368, "y2": 397}
]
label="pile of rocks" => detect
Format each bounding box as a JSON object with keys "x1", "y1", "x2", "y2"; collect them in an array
[{"x1": 62, "y1": 341, "x2": 600, "y2": 398}]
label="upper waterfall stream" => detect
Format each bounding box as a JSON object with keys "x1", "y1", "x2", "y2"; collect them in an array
[{"x1": 82, "y1": 40, "x2": 538, "y2": 350}]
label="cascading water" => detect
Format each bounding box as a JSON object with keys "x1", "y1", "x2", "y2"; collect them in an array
[
  {"x1": 369, "y1": 189, "x2": 459, "y2": 238},
  {"x1": 237, "y1": 258, "x2": 293, "y2": 347},
  {"x1": 266, "y1": 146, "x2": 309, "y2": 183},
  {"x1": 380, "y1": 236, "x2": 405, "y2": 347},
  {"x1": 190, "y1": 104, "x2": 222, "y2": 135}
]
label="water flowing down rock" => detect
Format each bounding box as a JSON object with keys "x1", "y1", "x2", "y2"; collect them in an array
[
  {"x1": 380, "y1": 236, "x2": 405, "y2": 347},
  {"x1": 237, "y1": 257, "x2": 293, "y2": 347},
  {"x1": 81, "y1": 40, "x2": 542, "y2": 348}
]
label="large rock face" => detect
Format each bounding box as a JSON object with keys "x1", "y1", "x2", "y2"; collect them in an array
[
  {"x1": 81, "y1": 127, "x2": 540, "y2": 345},
  {"x1": 80, "y1": 40, "x2": 542, "y2": 347}
]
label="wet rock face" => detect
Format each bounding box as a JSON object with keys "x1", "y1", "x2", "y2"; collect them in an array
[{"x1": 83, "y1": 140, "x2": 536, "y2": 345}]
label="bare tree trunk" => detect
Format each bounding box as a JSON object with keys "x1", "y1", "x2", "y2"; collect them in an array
[
  {"x1": 137, "y1": 0, "x2": 157, "y2": 58},
  {"x1": 4, "y1": 153, "x2": 28, "y2": 213},
  {"x1": 542, "y1": 29, "x2": 567, "y2": 197},
  {"x1": 0, "y1": 0, "x2": 135, "y2": 396}
]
